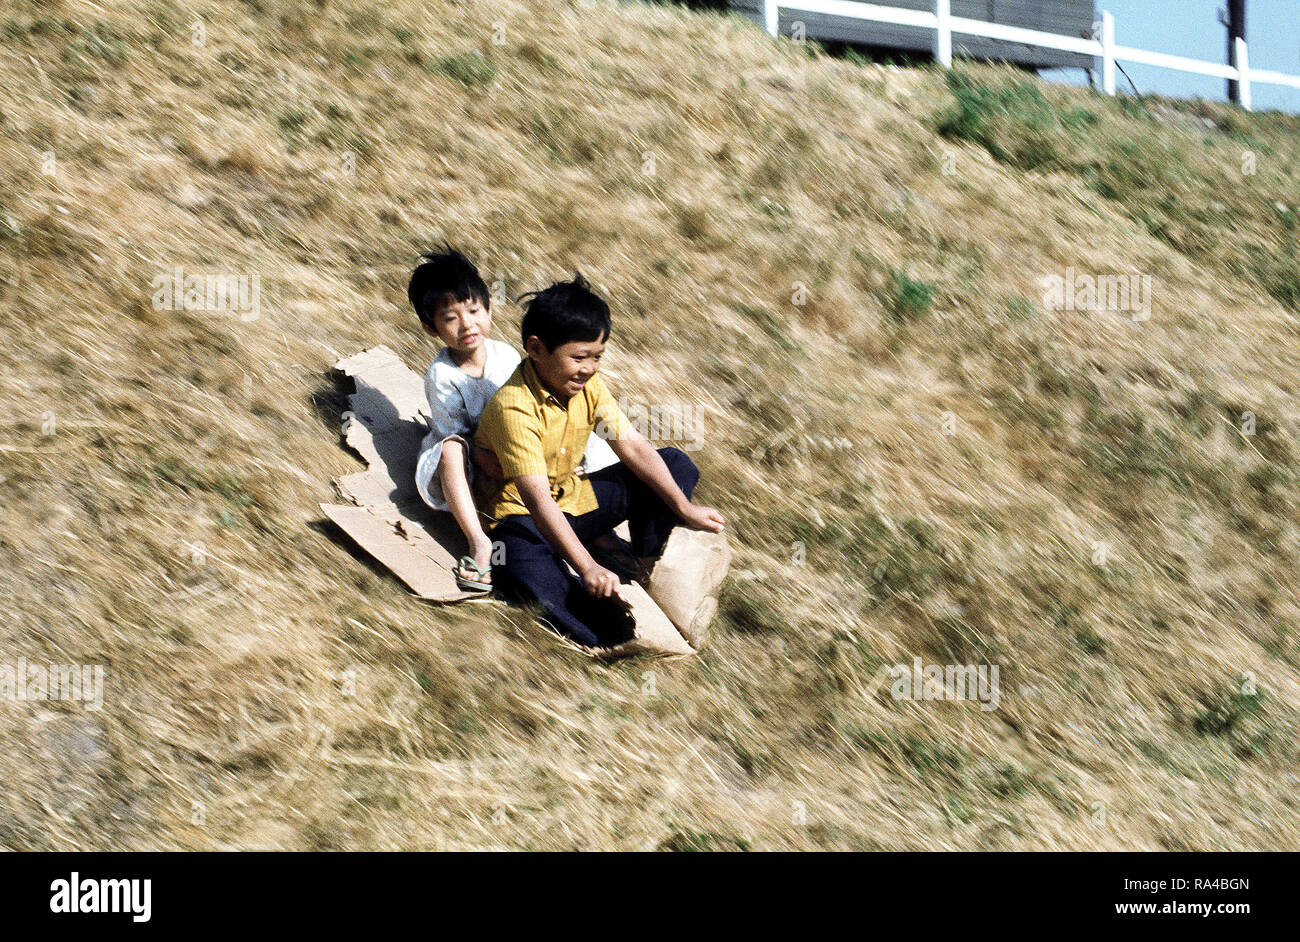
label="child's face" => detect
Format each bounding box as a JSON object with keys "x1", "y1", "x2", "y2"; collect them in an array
[
  {"x1": 427, "y1": 295, "x2": 491, "y2": 353},
  {"x1": 525, "y1": 335, "x2": 606, "y2": 400}
]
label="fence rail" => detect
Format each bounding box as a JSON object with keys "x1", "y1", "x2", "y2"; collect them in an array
[{"x1": 760, "y1": 0, "x2": 1300, "y2": 111}]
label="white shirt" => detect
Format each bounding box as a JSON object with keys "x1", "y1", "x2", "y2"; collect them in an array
[{"x1": 415, "y1": 338, "x2": 520, "y2": 510}]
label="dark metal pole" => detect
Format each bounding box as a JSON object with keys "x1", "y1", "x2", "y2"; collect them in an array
[{"x1": 1220, "y1": 0, "x2": 1247, "y2": 104}]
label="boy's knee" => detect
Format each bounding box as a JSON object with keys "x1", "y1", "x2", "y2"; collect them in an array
[
  {"x1": 657, "y1": 447, "x2": 699, "y2": 489},
  {"x1": 490, "y1": 522, "x2": 549, "y2": 574}
]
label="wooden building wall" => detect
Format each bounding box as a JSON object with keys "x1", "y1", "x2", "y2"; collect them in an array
[{"x1": 730, "y1": 0, "x2": 1097, "y2": 70}]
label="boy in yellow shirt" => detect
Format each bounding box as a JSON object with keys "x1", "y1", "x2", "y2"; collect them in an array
[{"x1": 474, "y1": 274, "x2": 725, "y2": 647}]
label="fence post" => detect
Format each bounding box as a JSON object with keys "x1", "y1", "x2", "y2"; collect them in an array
[
  {"x1": 1100, "y1": 10, "x2": 1116, "y2": 96},
  {"x1": 934, "y1": 0, "x2": 952, "y2": 68},
  {"x1": 1234, "y1": 36, "x2": 1252, "y2": 110},
  {"x1": 763, "y1": 0, "x2": 777, "y2": 36}
]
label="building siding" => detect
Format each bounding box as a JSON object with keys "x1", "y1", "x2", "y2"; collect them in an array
[{"x1": 731, "y1": 0, "x2": 1096, "y2": 70}]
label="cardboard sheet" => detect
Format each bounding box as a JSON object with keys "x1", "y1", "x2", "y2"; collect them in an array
[
  {"x1": 323, "y1": 346, "x2": 481, "y2": 603},
  {"x1": 322, "y1": 346, "x2": 728, "y2": 656}
]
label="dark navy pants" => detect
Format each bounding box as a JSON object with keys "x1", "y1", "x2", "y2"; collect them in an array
[{"x1": 489, "y1": 447, "x2": 699, "y2": 647}]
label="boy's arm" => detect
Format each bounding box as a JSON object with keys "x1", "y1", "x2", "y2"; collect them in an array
[
  {"x1": 591, "y1": 375, "x2": 724, "y2": 532},
  {"x1": 514, "y1": 474, "x2": 620, "y2": 598},
  {"x1": 608, "y1": 430, "x2": 725, "y2": 532}
]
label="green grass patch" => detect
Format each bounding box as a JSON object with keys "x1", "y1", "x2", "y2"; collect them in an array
[
  {"x1": 1195, "y1": 687, "x2": 1264, "y2": 737},
  {"x1": 426, "y1": 52, "x2": 497, "y2": 87},
  {"x1": 657, "y1": 827, "x2": 752, "y2": 852},
  {"x1": 935, "y1": 71, "x2": 1094, "y2": 171},
  {"x1": 885, "y1": 269, "x2": 935, "y2": 323}
]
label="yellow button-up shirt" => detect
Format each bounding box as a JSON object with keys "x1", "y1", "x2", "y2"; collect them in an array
[{"x1": 474, "y1": 358, "x2": 631, "y2": 521}]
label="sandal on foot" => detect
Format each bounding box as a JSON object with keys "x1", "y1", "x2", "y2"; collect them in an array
[{"x1": 453, "y1": 555, "x2": 493, "y2": 593}]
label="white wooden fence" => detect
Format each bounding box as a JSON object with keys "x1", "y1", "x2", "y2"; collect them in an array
[{"x1": 760, "y1": 0, "x2": 1300, "y2": 111}]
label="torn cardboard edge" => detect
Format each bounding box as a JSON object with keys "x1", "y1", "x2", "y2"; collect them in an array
[
  {"x1": 323, "y1": 345, "x2": 483, "y2": 603},
  {"x1": 322, "y1": 345, "x2": 729, "y2": 657}
]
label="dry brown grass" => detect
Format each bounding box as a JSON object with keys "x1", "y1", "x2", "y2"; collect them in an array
[{"x1": 0, "y1": 0, "x2": 1297, "y2": 850}]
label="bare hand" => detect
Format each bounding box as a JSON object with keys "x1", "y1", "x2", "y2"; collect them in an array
[
  {"x1": 581, "y1": 564, "x2": 620, "y2": 598},
  {"x1": 678, "y1": 502, "x2": 725, "y2": 533}
]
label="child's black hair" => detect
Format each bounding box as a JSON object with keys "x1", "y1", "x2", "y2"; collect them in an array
[
  {"x1": 517, "y1": 273, "x2": 611, "y2": 351},
  {"x1": 407, "y1": 244, "x2": 490, "y2": 328}
]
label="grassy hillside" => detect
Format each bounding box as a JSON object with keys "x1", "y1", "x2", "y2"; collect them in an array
[{"x1": 1, "y1": 0, "x2": 1297, "y2": 850}]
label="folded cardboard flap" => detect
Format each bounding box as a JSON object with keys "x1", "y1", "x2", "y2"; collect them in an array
[
  {"x1": 323, "y1": 346, "x2": 729, "y2": 656},
  {"x1": 647, "y1": 527, "x2": 732, "y2": 648},
  {"x1": 604, "y1": 583, "x2": 696, "y2": 658}
]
